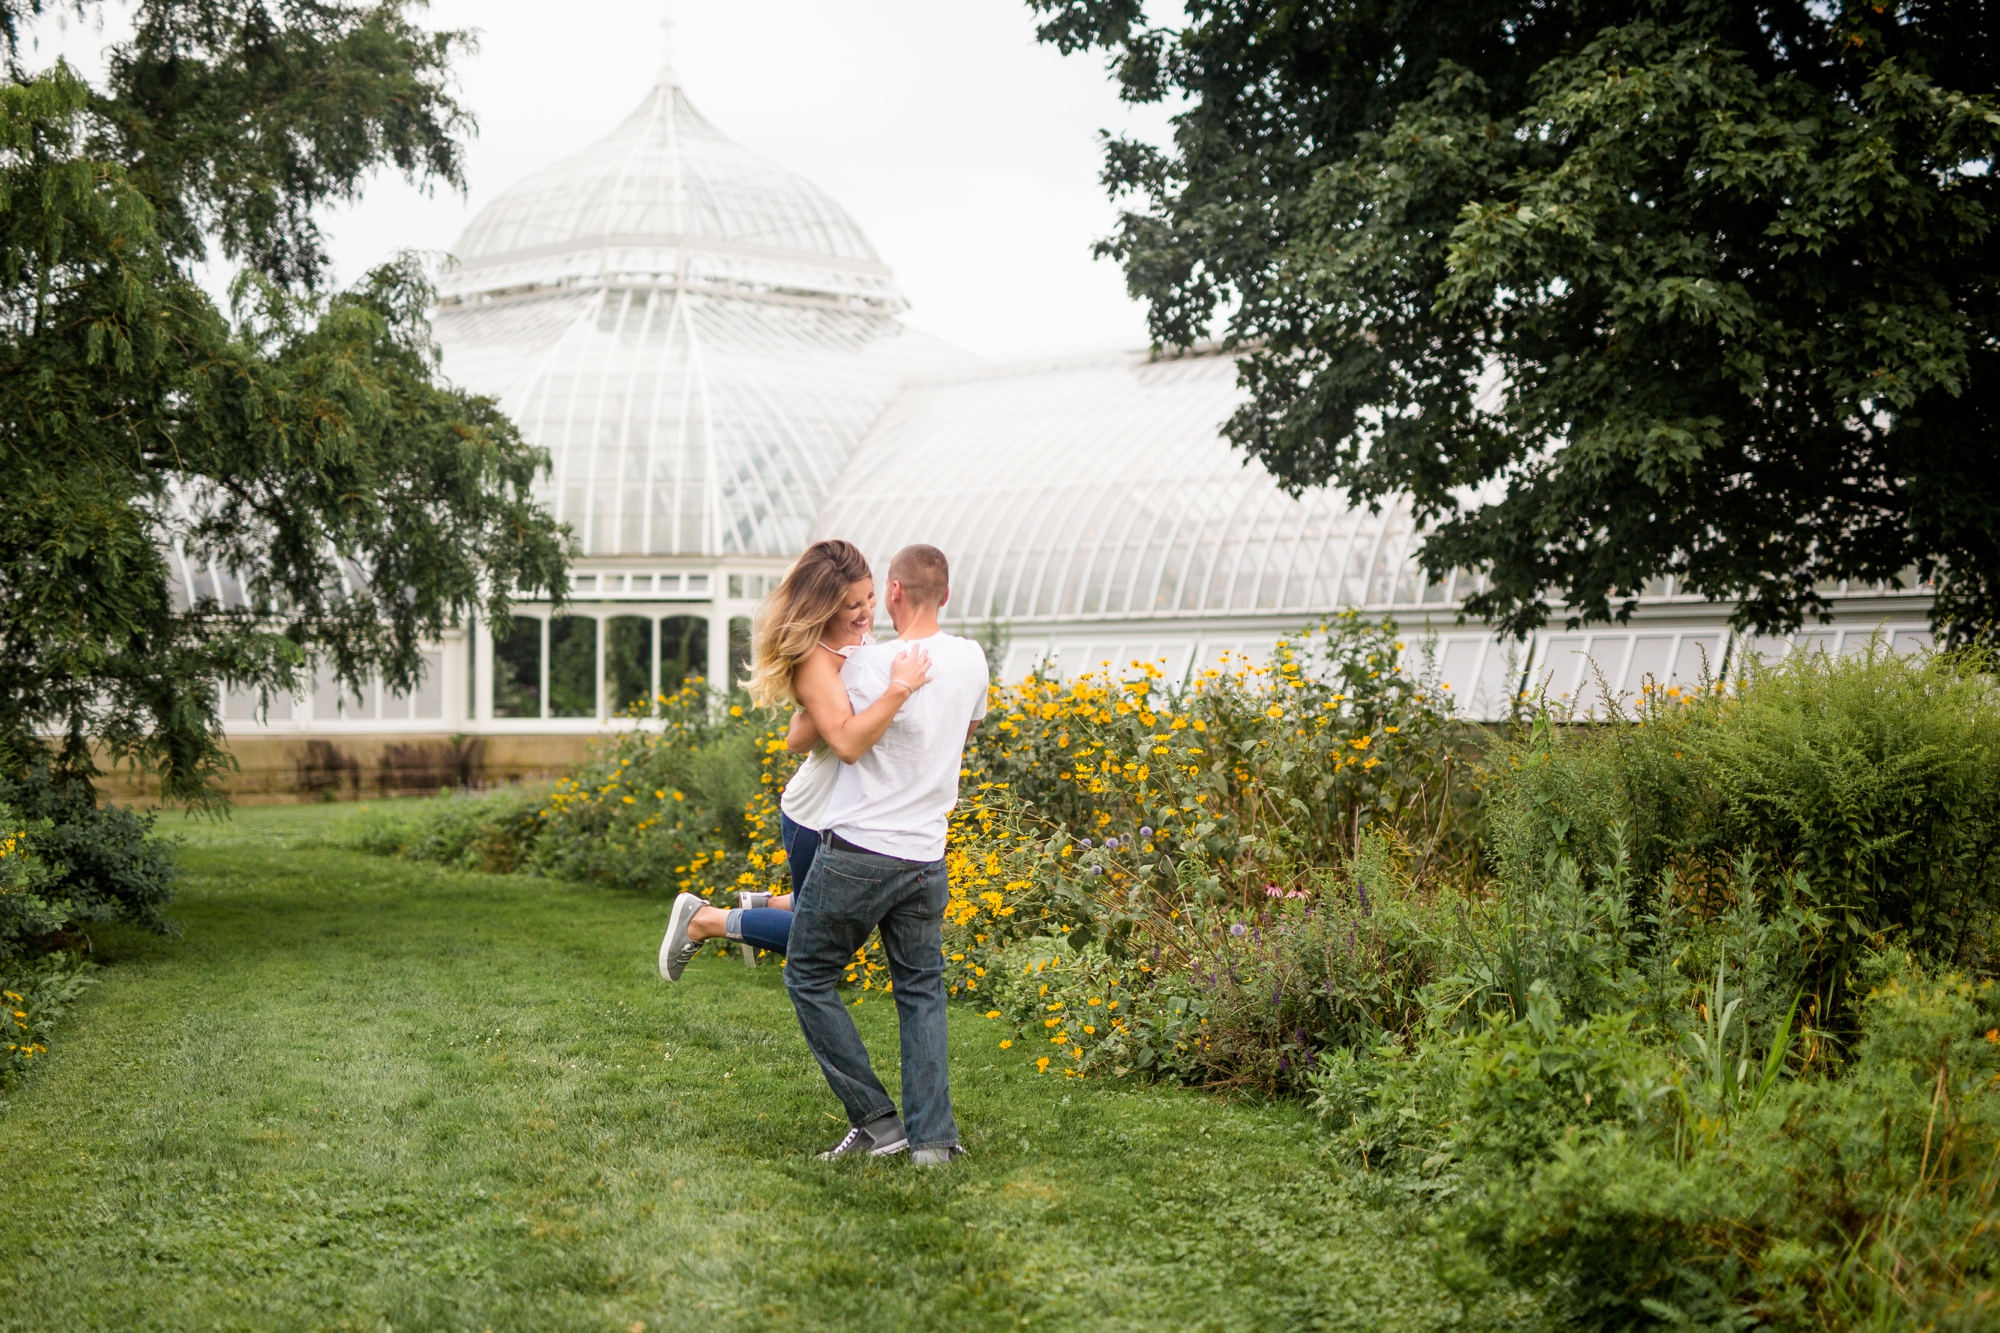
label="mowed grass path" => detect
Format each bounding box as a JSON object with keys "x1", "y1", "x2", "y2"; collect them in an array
[{"x1": 1, "y1": 804, "x2": 1535, "y2": 1333}]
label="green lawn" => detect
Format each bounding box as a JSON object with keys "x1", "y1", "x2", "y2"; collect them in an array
[{"x1": 1, "y1": 803, "x2": 1538, "y2": 1332}]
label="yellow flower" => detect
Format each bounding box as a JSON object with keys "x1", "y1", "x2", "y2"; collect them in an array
[
  {"x1": 1083, "y1": 1026, "x2": 1096, "y2": 1035},
  {"x1": 985, "y1": 1010, "x2": 1001, "y2": 1019},
  {"x1": 1000, "y1": 1039, "x2": 1014, "y2": 1049},
  {"x1": 1036, "y1": 1056, "x2": 1050, "y2": 1072}
]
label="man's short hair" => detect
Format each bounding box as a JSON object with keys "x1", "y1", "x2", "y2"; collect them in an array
[{"x1": 887, "y1": 544, "x2": 949, "y2": 607}]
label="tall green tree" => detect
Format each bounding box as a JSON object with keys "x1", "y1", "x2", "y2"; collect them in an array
[
  {"x1": 2, "y1": 6, "x2": 567, "y2": 806},
  {"x1": 1033, "y1": 0, "x2": 2000, "y2": 640}
]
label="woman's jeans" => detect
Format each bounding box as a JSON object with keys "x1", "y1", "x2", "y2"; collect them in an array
[
  {"x1": 781, "y1": 812, "x2": 820, "y2": 894},
  {"x1": 720, "y1": 813, "x2": 818, "y2": 956}
]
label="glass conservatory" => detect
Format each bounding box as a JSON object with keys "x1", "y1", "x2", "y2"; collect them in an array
[{"x1": 204, "y1": 59, "x2": 1932, "y2": 792}]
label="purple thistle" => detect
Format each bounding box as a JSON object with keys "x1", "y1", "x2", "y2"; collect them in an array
[
  {"x1": 1080, "y1": 838, "x2": 1092, "y2": 849},
  {"x1": 1229, "y1": 922, "x2": 1247, "y2": 937},
  {"x1": 1140, "y1": 826, "x2": 1153, "y2": 839}
]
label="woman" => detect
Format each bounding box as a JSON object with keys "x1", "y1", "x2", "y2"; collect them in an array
[{"x1": 658, "y1": 539, "x2": 928, "y2": 981}]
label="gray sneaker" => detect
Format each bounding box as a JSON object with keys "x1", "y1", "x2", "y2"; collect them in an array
[
  {"x1": 910, "y1": 1144, "x2": 968, "y2": 1168},
  {"x1": 658, "y1": 893, "x2": 704, "y2": 982},
  {"x1": 818, "y1": 1111, "x2": 908, "y2": 1159}
]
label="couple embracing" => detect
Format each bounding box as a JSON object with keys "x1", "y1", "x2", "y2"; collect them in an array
[{"x1": 657, "y1": 540, "x2": 985, "y2": 1166}]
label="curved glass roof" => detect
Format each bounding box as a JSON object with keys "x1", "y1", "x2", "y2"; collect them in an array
[
  {"x1": 439, "y1": 67, "x2": 900, "y2": 310},
  {"x1": 432, "y1": 66, "x2": 968, "y2": 559},
  {"x1": 813, "y1": 351, "x2": 1467, "y2": 623},
  {"x1": 438, "y1": 286, "x2": 962, "y2": 557}
]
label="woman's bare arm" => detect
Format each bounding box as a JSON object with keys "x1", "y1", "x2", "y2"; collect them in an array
[
  {"x1": 786, "y1": 706, "x2": 821, "y2": 753},
  {"x1": 793, "y1": 645, "x2": 931, "y2": 763}
]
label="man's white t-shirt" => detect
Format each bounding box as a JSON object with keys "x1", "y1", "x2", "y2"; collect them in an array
[{"x1": 822, "y1": 631, "x2": 988, "y2": 861}]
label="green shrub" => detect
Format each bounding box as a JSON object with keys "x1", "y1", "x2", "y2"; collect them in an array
[
  {"x1": 1434, "y1": 954, "x2": 2000, "y2": 1332},
  {"x1": 1, "y1": 953, "x2": 95, "y2": 1087},
  {"x1": 341, "y1": 785, "x2": 549, "y2": 874},
  {"x1": 0, "y1": 766, "x2": 176, "y2": 958},
  {"x1": 341, "y1": 682, "x2": 799, "y2": 904},
  {"x1": 1487, "y1": 644, "x2": 2000, "y2": 1035}
]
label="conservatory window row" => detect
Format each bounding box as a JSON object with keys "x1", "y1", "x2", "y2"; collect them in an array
[{"x1": 489, "y1": 612, "x2": 752, "y2": 720}]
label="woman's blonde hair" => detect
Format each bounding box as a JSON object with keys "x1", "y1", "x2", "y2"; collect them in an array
[{"x1": 745, "y1": 539, "x2": 872, "y2": 707}]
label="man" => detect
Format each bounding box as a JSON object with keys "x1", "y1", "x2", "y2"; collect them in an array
[{"x1": 784, "y1": 543, "x2": 987, "y2": 1166}]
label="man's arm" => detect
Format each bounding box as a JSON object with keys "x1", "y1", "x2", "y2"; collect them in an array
[{"x1": 795, "y1": 646, "x2": 932, "y2": 764}]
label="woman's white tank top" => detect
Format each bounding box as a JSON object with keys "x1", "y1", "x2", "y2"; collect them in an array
[
  {"x1": 780, "y1": 744, "x2": 839, "y2": 830},
  {"x1": 778, "y1": 636, "x2": 869, "y2": 832}
]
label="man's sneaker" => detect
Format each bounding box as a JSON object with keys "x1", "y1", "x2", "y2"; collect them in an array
[
  {"x1": 817, "y1": 1111, "x2": 907, "y2": 1159},
  {"x1": 737, "y1": 890, "x2": 771, "y2": 969},
  {"x1": 658, "y1": 893, "x2": 704, "y2": 982},
  {"x1": 910, "y1": 1144, "x2": 968, "y2": 1168}
]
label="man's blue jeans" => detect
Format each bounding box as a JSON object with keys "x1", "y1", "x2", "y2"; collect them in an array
[{"x1": 784, "y1": 840, "x2": 958, "y2": 1150}]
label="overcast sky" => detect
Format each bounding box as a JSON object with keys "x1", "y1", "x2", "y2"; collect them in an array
[{"x1": 31, "y1": 1, "x2": 1183, "y2": 360}]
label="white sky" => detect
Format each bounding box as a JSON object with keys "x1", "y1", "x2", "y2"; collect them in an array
[{"x1": 28, "y1": 0, "x2": 1182, "y2": 360}]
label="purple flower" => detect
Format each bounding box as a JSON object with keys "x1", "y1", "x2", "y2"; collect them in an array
[
  {"x1": 1356, "y1": 877, "x2": 1372, "y2": 916},
  {"x1": 1103, "y1": 836, "x2": 1119, "y2": 850},
  {"x1": 1079, "y1": 838, "x2": 1092, "y2": 849},
  {"x1": 1140, "y1": 826, "x2": 1153, "y2": 839},
  {"x1": 1088, "y1": 864, "x2": 1103, "y2": 876},
  {"x1": 1264, "y1": 884, "x2": 1282, "y2": 897},
  {"x1": 1278, "y1": 1057, "x2": 1289, "y2": 1073},
  {"x1": 1229, "y1": 922, "x2": 1247, "y2": 937}
]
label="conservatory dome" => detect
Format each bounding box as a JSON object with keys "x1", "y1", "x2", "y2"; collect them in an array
[{"x1": 431, "y1": 62, "x2": 965, "y2": 559}]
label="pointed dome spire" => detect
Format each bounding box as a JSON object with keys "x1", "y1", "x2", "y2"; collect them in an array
[
  {"x1": 655, "y1": 6, "x2": 680, "y2": 90},
  {"x1": 440, "y1": 52, "x2": 901, "y2": 311}
]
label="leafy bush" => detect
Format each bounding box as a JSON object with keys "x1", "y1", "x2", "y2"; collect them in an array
[
  {"x1": 341, "y1": 682, "x2": 799, "y2": 904},
  {"x1": 0, "y1": 766, "x2": 177, "y2": 959},
  {"x1": 1, "y1": 954, "x2": 96, "y2": 1087},
  {"x1": 1487, "y1": 644, "x2": 2000, "y2": 1034},
  {"x1": 1430, "y1": 955, "x2": 2000, "y2": 1332}
]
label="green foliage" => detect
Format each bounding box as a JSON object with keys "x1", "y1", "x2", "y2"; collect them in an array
[
  {"x1": 1435, "y1": 956, "x2": 2000, "y2": 1332},
  {"x1": 1488, "y1": 644, "x2": 2000, "y2": 1032},
  {"x1": 0, "y1": 766, "x2": 177, "y2": 959},
  {"x1": 1, "y1": 30, "x2": 566, "y2": 806},
  {"x1": 0, "y1": 952, "x2": 93, "y2": 1086},
  {"x1": 4, "y1": 0, "x2": 474, "y2": 289},
  {"x1": 1035, "y1": 0, "x2": 2000, "y2": 642},
  {"x1": 341, "y1": 683, "x2": 796, "y2": 904}
]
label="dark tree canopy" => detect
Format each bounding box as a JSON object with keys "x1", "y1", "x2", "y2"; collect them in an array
[
  {"x1": 2, "y1": 7, "x2": 566, "y2": 804},
  {"x1": 1032, "y1": 0, "x2": 2000, "y2": 640}
]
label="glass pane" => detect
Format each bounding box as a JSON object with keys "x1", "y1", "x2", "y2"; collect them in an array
[
  {"x1": 493, "y1": 618, "x2": 542, "y2": 718},
  {"x1": 411, "y1": 650, "x2": 445, "y2": 720},
  {"x1": 659, "y1": 615, "x2": 709, "y2": 695},
  {"x1": 728, "y1": 616, "x2": 753, "y2": 692},
  {"x1": 604, "y1": 615, "x2": 652, "y2": 717},
  {"x1": 549, "y1": 615, "x2": 597, "y2": 718}
]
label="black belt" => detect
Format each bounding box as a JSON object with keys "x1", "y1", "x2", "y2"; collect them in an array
[{"x1": 824, "y1": 830, "x2": 892, "y2": 858}]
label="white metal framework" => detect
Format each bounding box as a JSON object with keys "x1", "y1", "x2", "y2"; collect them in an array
[{"x1": 204, "y1": 64, "x2": 1933, "y2": 745}]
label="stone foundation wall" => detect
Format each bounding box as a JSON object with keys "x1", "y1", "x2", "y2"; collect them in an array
[{"x1": 95, "y1": 733, "x2": 595, "y2": 806}]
